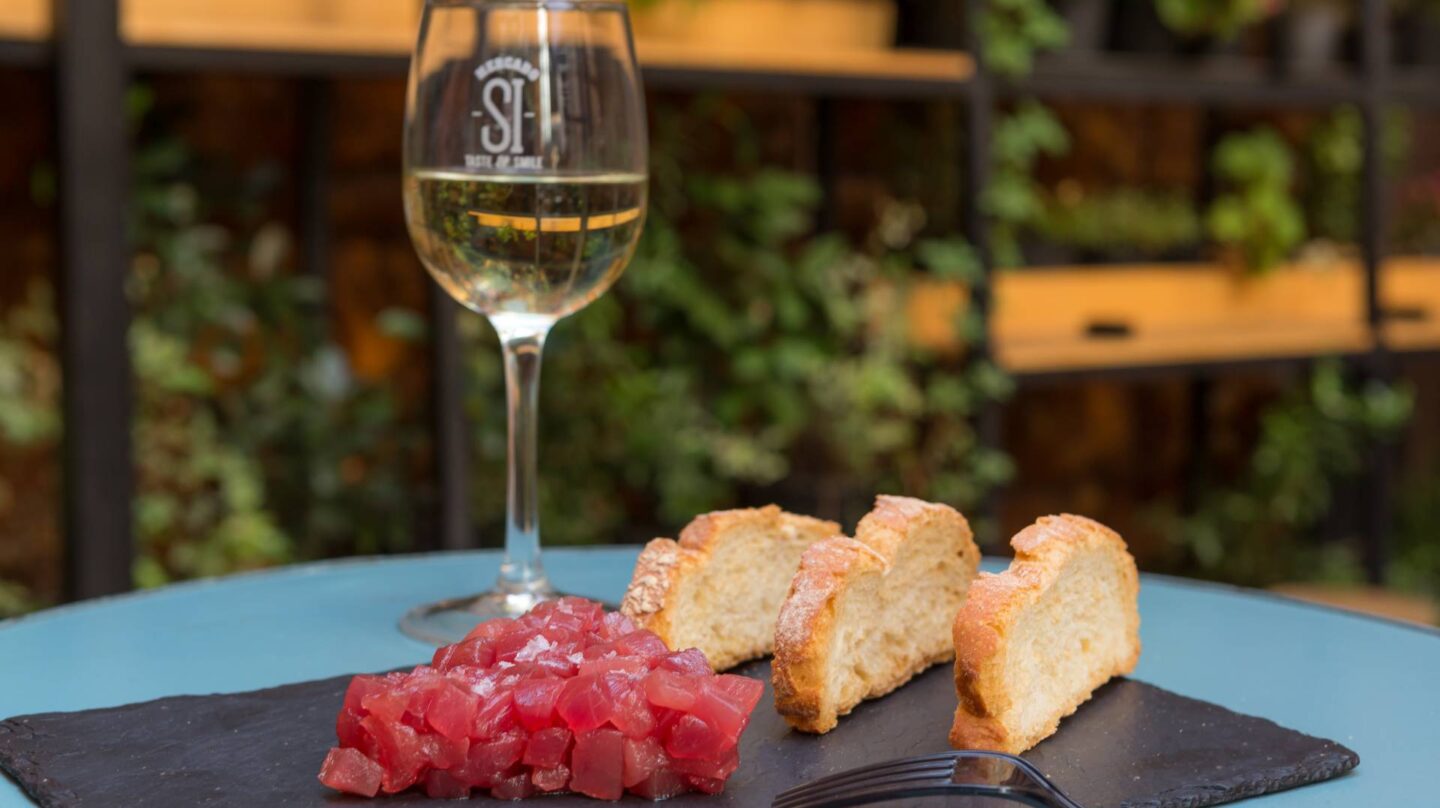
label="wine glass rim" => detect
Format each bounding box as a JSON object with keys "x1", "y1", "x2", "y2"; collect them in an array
[{"x1": 426, "y1": 0, "x2": 628, "y2": 9}]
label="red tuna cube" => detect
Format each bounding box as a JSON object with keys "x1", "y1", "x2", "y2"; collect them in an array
[
  {"x1": 531, "y1": 764, "x2": 571, "y2": 792},
  {"x1": 522, "y1": 726, "x2": 573, "y2": 769},
  {"x1": 320, "y1": 598, "x2": 760, "y2": 801},
  {"x1": 421, "y1": 769, "x2": 470, "y2": 799},
  {"x1": 630, "y1": 767, "x2": 689, "y2": 800},
  {"x1": 570, "y1": 728, "x2": 625, "y2": 800},
  {"x1": 512, "y1": 678, "x2": 566, "y2": 731},
  {"x1": 621, "y1": 735, "x2": 668, "y2": 788},
  {"x1": 318, "y1": 747, "x2": 383, "y2": 797}
]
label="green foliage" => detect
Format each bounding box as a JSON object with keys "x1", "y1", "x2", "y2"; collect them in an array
[
  {"x1": 1156, "y1": 0, "x2": 1270, "y2": 40},
  {"x1": 126, "y1": 102, "x2": 425, "y2": 584},
  {"x1": 463, "y1": 99, "x2": 1013, "y2": 545},
  {"x1": 986, "y1": 101, "x2": 1071, "y2": 267},
  {"x1": 1306, "y1": 107, "x2": 1411, "y2": 245},
  {"x1": 0, "y1": 580, "x2": 37, "y2": 620},
  {"x1": 977, "y1": 0, "x2": 1072, "y2": 268},
  {"x1": 0, "y1": 281, "x2": 60, "y2": 618},
  {"x1": 1394, "y1": 169, "x2": 1440, "y2": 253},
  {"x1": 123, "y1": 139, "x2": 302, "y2": 585},
  {"x1": 129, "y1": 315, "x2": 291, "y2": 586},
  {"x1": 982, "y1": 0, "x2": 1069, "y2": 79},
  {"x1": 1306, "y1": 108, "x2": 1364, "y2": 244},
  {"x1": 1156, "y1": 362, "x2": 1413, "y2": 587},
  {"x1": 0, "y1": 281, "x2": 60, "y2": 448},
  {"x1": 1206, "y1": 128, "x2": 1306, "y2": 274},
  {"x1": 1037, "y1": 186, "x2": 1202, "y2": 256},
  {"x1": 0, "y1": 87, "x2": 426, "y2": 597},
  {"x1": 1392, "y1": 466, "x2": 1440, "y2": 602}
]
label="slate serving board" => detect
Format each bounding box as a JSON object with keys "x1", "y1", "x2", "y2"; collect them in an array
[{"x1": 0, "y1": 660, "x2": 1357, "y2": 808}]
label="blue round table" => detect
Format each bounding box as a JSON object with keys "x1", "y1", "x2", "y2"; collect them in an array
[{"x1": 2, "y1": 548, "x2": 1437, "y2": 806}]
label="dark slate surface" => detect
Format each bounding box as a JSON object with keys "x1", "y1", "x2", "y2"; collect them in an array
[{"x1": 0, "y1": 660, "x2": 1357, "y2": 807}]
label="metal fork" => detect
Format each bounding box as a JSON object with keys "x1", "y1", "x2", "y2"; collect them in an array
[{"x1": 771, "y1": 750, "x2": 1084, "y2": 808}]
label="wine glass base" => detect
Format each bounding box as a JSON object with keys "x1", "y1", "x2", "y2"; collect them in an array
[{"x1": 399, "y1": 585, "x2": 562, "y2": 647}]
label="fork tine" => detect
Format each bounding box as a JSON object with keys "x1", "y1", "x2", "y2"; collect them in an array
[
  {"x1": 777, "y1": 760, "x2": 956, "y2": 796},
  {"x1": 775, "y1": 761, "x2": 956, "y2": 800},
  {"x1": 773, "y1": 761, "x2": 954, "y2": 804},
  {"x1": 774, "y1": 751, "x2": 960, "y2": 797},
  {"x1": 774, "y1": 762, "x2": 958, "y2": 808},
  {"x1": 777, "y1": 779, "x2": 959, "y2": 808},
  {"x1": 781, "y1": 768, "x2": 956, "y2": 806}
]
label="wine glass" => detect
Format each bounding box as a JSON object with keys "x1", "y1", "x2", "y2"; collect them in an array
[{"x1": 399, "y1": 0, "x2": 647, "y2": 645}]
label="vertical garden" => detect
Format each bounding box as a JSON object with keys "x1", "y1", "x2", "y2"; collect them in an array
[{"x1": 1, "y1": 0, "x2": 1438, "y2": 621}]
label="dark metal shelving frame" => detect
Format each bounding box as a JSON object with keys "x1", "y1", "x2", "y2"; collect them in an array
[
  {"x1": 3, "y1": 0, "x2": 1432, "y2": 598},
  {"x1": 1015, "y1": 58, "x2": 1368, "y2": 108},
  {"x1": 1359, "y1": 0, "x2": 1398, "y2": 583},
  {"x1": 642, "y1": 65, "x2": 970, "y2": 98},
  {"x1": 0, "y1": 37, "x2": 47, "y2": 67},
  {"x1": 53, "y1": 0, "x2": 132, "y2": 601},
  {"x1": 126, "y1": 44, "x2": 409, "y2": 77},
  {"x1": 1010, "y1": 349, "x2": 1376, "y2": 387}
]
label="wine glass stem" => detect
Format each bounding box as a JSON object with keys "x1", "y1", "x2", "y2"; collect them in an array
[{"x1": 492, "y1": 314, "x2": 555, "y2": 596}]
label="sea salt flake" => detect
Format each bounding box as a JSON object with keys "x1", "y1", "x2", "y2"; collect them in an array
[{"x1": 515, "y1": 634, "x2": 555, "y2": 662}]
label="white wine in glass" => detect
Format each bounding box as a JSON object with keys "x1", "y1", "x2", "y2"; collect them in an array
[
  {"x1": 400, "y1": 0, "x2": 647, "y2": 645},
  {"x1": 403, "y1": 171, "x2": 647, "y2": 317}
]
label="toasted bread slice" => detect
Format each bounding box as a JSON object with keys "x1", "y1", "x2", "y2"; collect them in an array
[
  {"x1": 620, "y1": 506, "x2": 839, "y2": 671},
  {"x1": 949, "y1": 514, "x2": 1140, "y2": 754},
  {"x1": 772, "y1": 496, "x2": 980, "y2": 734}
]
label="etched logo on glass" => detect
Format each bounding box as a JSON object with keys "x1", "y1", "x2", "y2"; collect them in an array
[{"x1": 467, "y1": 55, "x2": 543, "y2": 170}]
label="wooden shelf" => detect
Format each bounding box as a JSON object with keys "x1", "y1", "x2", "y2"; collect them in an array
[
  {"x1": 905, "y1": 257, "x2": 1440, "y2": 376},
  {"x1": 2, "y1": 0, "x2": 1427, "y2": 105},
  {"x1": 906, "y1": 260, "x2": 1385, "y2": 376},
  {"x1": 123, "y1": 17, "x2": 414, "y2": 58},
  {"x1": 0, "y1": 0, "x2": 44, "y2": 37},
  {"x1": 997, "y1": 261, "x2": 1371, "y2": 374},
  {"x1": 0, "y1": 0, "x2": 46, "y2": 51},
  {"x1": 121, "y1": 17, "x2": 971, "y2": 93},
  {"x1": 998, "y1": 323, "x2": 1372, "y2": 376},
  {"x1": 638, "y1": 42, "x2": 971, "y2": 96},
  {"x1": 121, "y1": 13, "x2": 413, "y2": 75},
  {"x1": 1381, "y1": 256, "x2": 1440, "y2": 351}
]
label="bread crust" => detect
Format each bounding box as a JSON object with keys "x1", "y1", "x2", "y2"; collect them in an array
[
  {"x1": 949, "y1": 514, "x2": 1141, "y2": 754},
  {"x1": 619, "y1": 537, "x2": 689, "y2": 642},
  {"x1": 619, "y1": 506, "x2": 839, "y2": 671},
  {"x1": 771, "y1": 537, "x2": 881, "y2": 732},
  {"x1": 774, "y1": 496, "x2": 979, "y2": 734}
]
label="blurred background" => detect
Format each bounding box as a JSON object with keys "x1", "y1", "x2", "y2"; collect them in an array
[{"x1": 1, "y1": 0, "x2": 1438, "y2": 625}]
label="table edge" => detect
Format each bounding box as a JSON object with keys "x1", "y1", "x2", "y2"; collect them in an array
[
  {"x1": 3, "y1": 548, "x2": 1436, "y2": 641},
  {"x1": 0, "y1": 547, "x2": 624, "y2": 632},
  {"x1": 1139, "y1": 570, "x2": 1440, "y2": 639}
]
